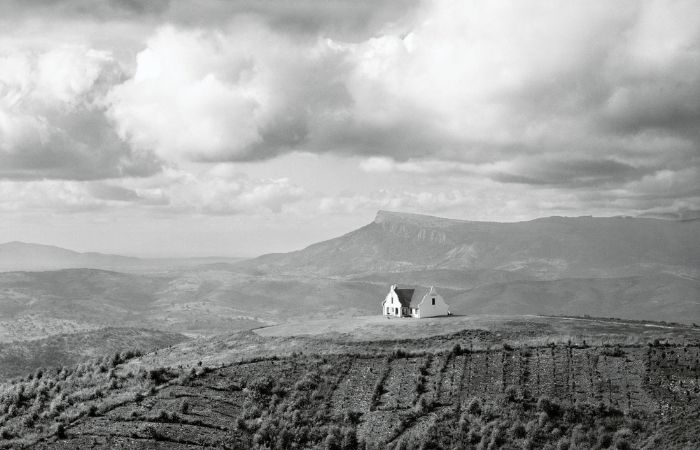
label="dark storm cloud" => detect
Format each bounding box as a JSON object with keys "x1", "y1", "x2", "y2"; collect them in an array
[
  {"x1": 0, "y1": 0, "x2": 171, "y2": 21},
  {"x1": 0, "y1": 112, "x2": 161, "y2": 181},
  {"x1": 86, "y1": 182, "x2": 141, "y2": 201},
  {"x1": 0, "y1": 0, "x2": 417, "y2": 39},
  {"x1": 492, "y1": 159, "x2": 652, "y2": 188}
]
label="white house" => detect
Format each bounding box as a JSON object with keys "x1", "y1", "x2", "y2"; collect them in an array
[{"x1": 382, "y1": 284, "x2": 450, "y2": 318}]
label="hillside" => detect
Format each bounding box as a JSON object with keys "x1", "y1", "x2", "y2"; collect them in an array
[
  {"x1": 0, "y1": 328, "x2": 188, "y2": 381},
  {"x1": 0, "y1": 241, "x2": 245, "y2": 273},
  {"x1": 448, "y1": 273, "x2": 700, "y2": 323},
  {"x1": 244, "y1": 211, "x2": 700, "y2": 279},
  {"x1": 1, "y1": 315, "x2": 698, "y2": 449},
  {"x1": 1, "y1": 212, "x2": 698, "y2": 341},
  {"x1": 0, "y1": 242, "x2": 141, "y2": 272},
  {"x1": 0, "y1": 269, "x2": 269, "y2": 342},
  {"x1": 2, "y1": 266, "x2": 699, "y2": 344}
]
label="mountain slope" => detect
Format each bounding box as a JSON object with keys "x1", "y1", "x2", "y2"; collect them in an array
[
  {"x1": 0, "y1": 269, "x2": 268, "y2": 342},
  {"x1": 448, "y1": 273, "x2": 700, "y2": 323},
  {"x1": 0, "y1": 242, "x2": 141, "y2": 272},
  {"x1": 243, "y1": 211, "x2": 700, "y2": 279},
  {"x1": 0, "y1": 328, "x2": 188, "y2": 381},
  {"x1": 0, "y1": 241, "x2": 246, "y2": 273}
]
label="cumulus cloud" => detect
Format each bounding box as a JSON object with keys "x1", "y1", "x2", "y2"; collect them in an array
[
  {"x1": 144, "y1": 168, "x2": 306, "y2": 215},
  {"x1": 0, "y1": 46, "x2": 160, "y2": 180},
  {"x1": 108, "y1": 24, "x2": 350, "y2": 163},
  {"x1": 107, "y1": 2, "x2": 700, "y2": 173},
  {"x1": 2, "y1": 0, "x2": 699, "y2": 225},
  {"x1": 0, "y1": 167, "x2": 306, "y2": 216}
]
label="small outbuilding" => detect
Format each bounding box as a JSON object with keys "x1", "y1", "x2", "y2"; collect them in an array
[{"x1": 382, "y1": 284, "x2": 450, "y2": 318}]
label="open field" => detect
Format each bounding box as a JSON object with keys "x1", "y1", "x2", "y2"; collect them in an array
[{"x1": 255, "y1": 314, "x2": 700, "y2": 345}]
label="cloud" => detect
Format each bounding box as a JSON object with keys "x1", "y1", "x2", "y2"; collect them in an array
[
  {"x1": 0, "y1": 167, "x2": 306, "y2": 216},
  {"x1": 148, "y1": 168, "x2": 306, "y2": 215},
  {"x1": 0, "y1": 0, "x2": 416, "y2": 40},
  {"x1": 106, "y1": 2, "x2": 700, "y2": 172},
  {"x1": 108, "y1": 24, "x2": 350, "y2": 163},
  {"x1": 0, "y1": 46, "x2": 161, "y2": 180},
  {"x1": 1, "y1": 0, "x2": 699, "y2": 223}
]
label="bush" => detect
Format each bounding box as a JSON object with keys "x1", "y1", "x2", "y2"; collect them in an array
[
  {"x1": 247, "y1": 375, "x2": 276, "y2": 400},
  {"x1": 510, "y1": 421, "x2": 526, "y2": 439},
  {"x1": 467, "y1": 398, "x2": 482, "y2": 416},
  {"x1": 391, "y1": 348, "x2": 409, "y2": 359},
  {"x1": 537, "y1": 396, "x2": 560, "y2": 416},
  {"x1": 505, "y1": 385, "x2": 519, "y2": 403},
  {"x1": 597, "y1": 433, "x2": 613, "y2": 448},
  {"x1": 602, "y1": 347, "x2": 626, "y2": 357},
  {"x1": 147, "y1": 368, "x2": 171, "y2": 385},
  {"x1": 614, "y1": 428, "x2": 632, "y2": 450},
  {"x1": 55, "y1": 422, "x2": 66, "y2": 439}
]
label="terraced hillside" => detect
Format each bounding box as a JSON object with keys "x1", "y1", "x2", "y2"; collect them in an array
[{"x1": 1, "y1": 326, "x2": 698, "y2": 449}]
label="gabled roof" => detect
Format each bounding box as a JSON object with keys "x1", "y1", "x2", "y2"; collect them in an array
[
  {"x1": 393, "y1": 286, "x2": 433, "y2": 308},
  {"x1": 394, "y1": 288, "x2": 415, "y2": 308}
]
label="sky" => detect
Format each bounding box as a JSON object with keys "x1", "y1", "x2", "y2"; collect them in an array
[{"x1": 0, "y1": 0, "x2": 699, "y2": 257}]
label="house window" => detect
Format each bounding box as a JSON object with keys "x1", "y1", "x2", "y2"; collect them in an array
[{"x1": 432, "y1": 298, "x2": 435, "y2": 305}]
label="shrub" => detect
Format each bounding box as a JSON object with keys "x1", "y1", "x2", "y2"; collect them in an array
[
  {"x1": 466, "y1": 428, "x2": 481, "y2": 444},
  {"x1": 55, "y1": 422, "x2": 66, "y2": 439},
  {"x1": 247, "y1": 375, "x2": 276, "y2": 400},
  {"x1": 602, "y1": 347, "x2": 625, "y2": 357},
  {"x1": 391, "y1": 348, "x2": 409, "y2": 359},
  {"x1": 556, "y1": 438, "x2": 570, "y2": 450},
  {"x1": 489, "y1": 426, "x2": 507, "y2": 448},
  {"x1": 505, "y1": 385, "x2": 519, "y2": 403},
  {"x1": 537, "y1": 396, "x2": 560, "y2": 416},
  {"x1": 344, "y1": 410, "x2": 361, "y2": 425},
  {"x1": 510, "y1": 421, "x2": 526, "y2": 439},
  {"x1": 467, "y1": 398, "x2": 482, "y2": 416},
  {"x1": 147, "y1": 368, "x2": 171, "y2": 385},
  {"x1": 614, "y1": 428, "x2": 632, "y2": 450},
  {"x1": 597, "y1": 433, "x2": 613, "y2": 448},
  {"x1": 459, "y1": 412, "x2": 470, "y2": 433},
  {"x1": 341, "y1": 427, "x2": 358, "y2": 450}
]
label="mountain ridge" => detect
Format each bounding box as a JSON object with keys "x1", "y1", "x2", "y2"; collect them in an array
[
  {"x1": 0, "y1": 241, "x2": 245, "y2": 273},
  {"x1": 242, "y1": 210, "x2": 700, "y2": 278}
]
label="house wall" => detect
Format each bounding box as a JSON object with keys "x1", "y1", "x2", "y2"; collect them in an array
[
  {"x1": 382, "y1": 290, "x2": 404, "y2": 317},
  {"x1": 415, "y1": 289, "x2": 449, "y2": 318}
]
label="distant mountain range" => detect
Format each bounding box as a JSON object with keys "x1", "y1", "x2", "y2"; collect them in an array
[
  {"x1": 0, "y1": 212, "x2": 698, "y2": 339},
  {"x1": 0, "y1": 241, "x2": 244, "y2": 272},
  {"x1": 243, "y1": 210, "x2": 700, "y2": 279}
]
